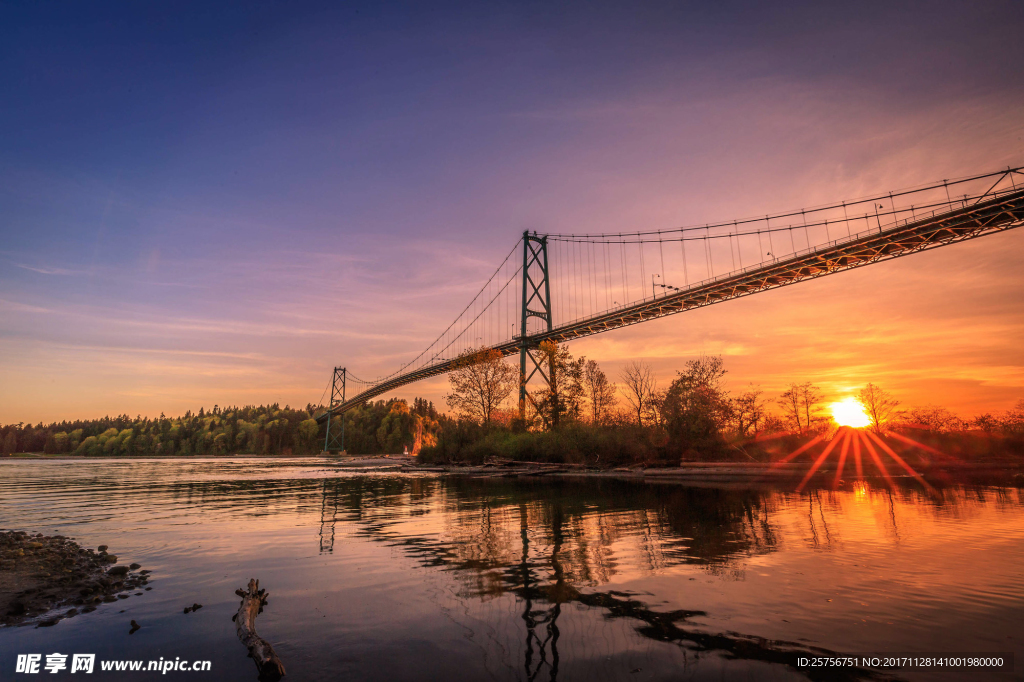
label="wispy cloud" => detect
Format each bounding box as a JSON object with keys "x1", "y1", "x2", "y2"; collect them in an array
[{"x1": 11, "y1": 262, "x2": 88, "y2": 276}]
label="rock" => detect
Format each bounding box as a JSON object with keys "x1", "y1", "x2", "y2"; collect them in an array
[
  {"x1": 98, "y1": 545, "x2": 108, "y2": 552},
  {"x1": 129, "y1": 563, "x2": 141, "y2": 570},
  {"x1": 129, "y1": 619, "x2": 140, "y2": 634},
  {"x1": 0, "y1": 530, "x2": 153, "y2": 628}
]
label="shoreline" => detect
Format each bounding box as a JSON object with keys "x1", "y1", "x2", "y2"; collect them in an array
[
  {"x1": 394, "y1": 459, "x2": 1024, "y2": 486},
  {"x1": 0, "y1": 531, "x2": 150, "y2": 628},
  {"x1": 5, "y1": 453, "x2": 1022, "y2": 487}
]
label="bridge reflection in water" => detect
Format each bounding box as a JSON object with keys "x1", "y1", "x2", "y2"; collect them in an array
[{"x1": 310, "y1": 475, "x2": 1012, "y2": 681}]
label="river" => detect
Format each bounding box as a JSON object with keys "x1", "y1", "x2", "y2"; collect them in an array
[{"x1": 1, "y1": 458, "x2": 1021, "y2": 681}]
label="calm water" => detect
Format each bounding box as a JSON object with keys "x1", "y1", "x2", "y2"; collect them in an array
[{"x1": 1, "y1": 458, "x2": 1022, "y2": 681}]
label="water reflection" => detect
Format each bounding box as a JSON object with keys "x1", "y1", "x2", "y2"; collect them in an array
[
  {"x1": 2, "y1": 460, "x2": 1022, "y2": 682},
  {"x1": 307, "y1": 477, "x2": 910, "y2": 680}
]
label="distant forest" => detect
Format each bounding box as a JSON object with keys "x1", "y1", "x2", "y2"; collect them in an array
[{"x1": 0, "y1": 398, "x2": 440, "y2": 457}]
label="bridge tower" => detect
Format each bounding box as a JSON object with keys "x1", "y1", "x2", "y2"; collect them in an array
[
  {"x1": 323, "y1": 367, "x2": 347, "y2": 454},
  {"x1": 518, "y1": 231, "x2": 553, "y2": 421}
]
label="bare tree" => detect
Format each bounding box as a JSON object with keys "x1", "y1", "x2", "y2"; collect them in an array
[
  {"x1": 733, "y1": 385, "x2": 766, "y2": 437},
  {"x1": 647, "y1": 388, "x2": 667, "y2": 427},
  {"x1": 620, "y1": 361, "x2": 657, "y2": 426},
  {"x1": 1002, "y1": 399, "x2": 1024, "y2": 436},
  {"x1": 582, "y1": 359, "x2": 617, "y2": 425},
  {"x1": 445, "y1": 348, "x2": 519, "y2": 426},
  {"x1": 903, "y1": 406, "x2": 965, "y2": 432},
  {"x1": 971, "y1": 413, "x2": 997, "y2": 433},
  {"x1": 777, "y1": 382, "x2": 823, "y2": 432},
  {"x1": 799, "y1": 382, "x2": 825, "y2": 430},
  {"x1": 777, "y1": 384, "x2": 804, "y2": 431},
  {"x1": 858, "y1": 383, "x2": 900, "y2": 434}
]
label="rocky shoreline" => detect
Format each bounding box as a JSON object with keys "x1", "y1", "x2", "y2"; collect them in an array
[{"x1": 0, "y1": 530, "x2": 150, "y2": 627}]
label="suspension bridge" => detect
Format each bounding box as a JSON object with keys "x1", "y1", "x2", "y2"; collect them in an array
[{"x1": 318, "y1": 166, "x2": 1024, "y2": 450}]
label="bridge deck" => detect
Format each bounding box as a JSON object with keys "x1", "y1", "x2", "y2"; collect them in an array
[{"x1": 317, "y1": 185, "x2": 1024, "y2": 422}]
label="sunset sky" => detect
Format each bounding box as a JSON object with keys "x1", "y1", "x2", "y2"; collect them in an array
[{"x1": 2, "y1": 0, "x2": 1023, "y2": 424}]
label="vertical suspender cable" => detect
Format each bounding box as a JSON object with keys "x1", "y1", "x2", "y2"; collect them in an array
[
  {"x1": 704, "y1": 226, "x2": 712, "y2": 279},
  {"x1": 680, "y1": 234, "x2": 689, "y2": 286},
  {"x1": 735, "y1": 221, "x2": 743, "y2": 269},
  {"x1": 728, "y1": 224, "x2": 736, "y2": 271},
  {"x1": 620, "y1": 241, "x2": 627, "y2": 305},
  {"x1": 639, "y1": 239, "x2": 646, "y2": 299},
  {"x1": 600, "y1": 242, "x2": 607, "y2": 310}
]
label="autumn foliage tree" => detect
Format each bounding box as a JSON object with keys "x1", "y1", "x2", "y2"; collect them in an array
[
  {"x1": 582, "y1": 359, "x2": 617, "y2": 425},
  {"x1": 445, "y1": 348, "x2": 519, "y2": 426},
  {"x1": 661, "y1": 355, "x2": 732, "y2": 452},
  {"x1": 531, "y1": 341, "x2": 585, "y2": 428}
]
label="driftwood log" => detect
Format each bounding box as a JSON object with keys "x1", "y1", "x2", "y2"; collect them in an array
[{"x1": 233, "y1": 579, "x2": 286, "y2": 681}]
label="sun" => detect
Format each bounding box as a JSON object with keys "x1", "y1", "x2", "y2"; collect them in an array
[{"x1": 830, "y1": 396, "x2": 871, "y2": 428}]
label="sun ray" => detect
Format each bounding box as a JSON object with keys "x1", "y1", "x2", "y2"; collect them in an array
[
  {"x1": 883, "y1": 430, "x2": 954, "y2": 460},
  {"x1": 853, "y1": 431, "x2": 864, "y2": 479},
  {"x1": 865, "y1": 431, "x2": 937, "y2": 494},
  {"x1": 770, "y1": 434, "x2": 824, "y2": 468},
  {"x1": 860, "y1": 431, "x2": 895, "y2": 488},
  {"x1": 796, "y1": 429, "x2": 846, "y2": 492},
  {"x1": 832, "y1": 429, "x2": 852, "y2": 488}
]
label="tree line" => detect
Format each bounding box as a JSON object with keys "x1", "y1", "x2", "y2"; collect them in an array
[
  {"x1": 3, "y1": 346, "x2": 1022, "y2": 460},
  {"x1": 420, "y1": 344, "x2": 1024, "y2": 463},
  {"x1": 0, "y1": 398, "x2": 441, "y2": 457}
]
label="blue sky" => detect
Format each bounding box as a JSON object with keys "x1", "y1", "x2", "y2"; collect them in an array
[{"x1": 2, "y1": 0, "x2": 1023, "y2": 422}]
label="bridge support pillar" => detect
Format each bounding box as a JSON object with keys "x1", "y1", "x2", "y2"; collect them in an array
[
  {"x1": 518, "y1": 231, "x2": 553, "y2": 422},
  {"x1": 324, "y1": 367, "x2": 347, "y2": 454}
]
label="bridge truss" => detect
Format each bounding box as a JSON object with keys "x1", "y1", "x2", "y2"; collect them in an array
[{"x1": 317, "y1": 166, "x2": 1024, "y2": 437}]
